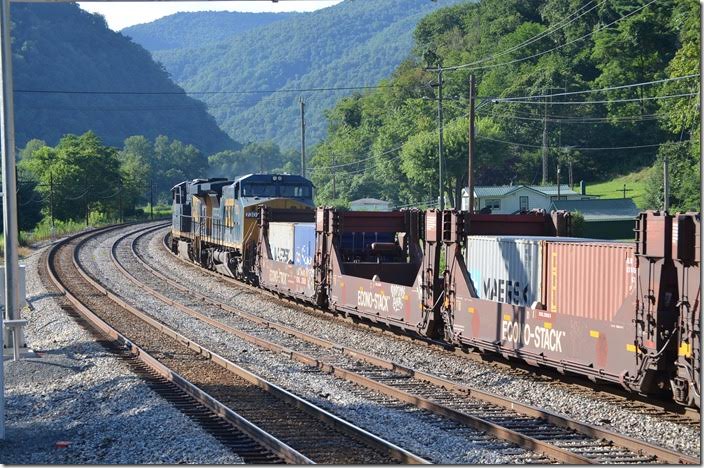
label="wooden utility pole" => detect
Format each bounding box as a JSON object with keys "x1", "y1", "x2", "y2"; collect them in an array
[
  {"x1": 300, "y1": 97, "x2": 306, "y2": 178},
  {"x1": 541, "y1": 88, "x2": 548, "y2": 185},
  {"x1": 150, "y1": 178, "x2": 154, "y2": 220},
  {"x1": 467, "y1": 74, "x2": 476, "y2": 213},
  {"x1": 49, "y1": 171, "x2": 54, "y2": 230},
  {"x1": 331, "y1": 153, "x2": 336, "y2": 200},
  {"x1": 663, "y1": 155, "x2": 670, "y2": 211},
  {"x1": 118, "y1": 181, "x2": 123, "y2": 223},
  {"x1": 436, "y1": 67, "x2": 445, "y2": 210}
]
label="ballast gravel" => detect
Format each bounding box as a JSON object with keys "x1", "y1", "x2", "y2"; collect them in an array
[
  {"x1": 0, "y1": 237, "x2": 243, "y2": 464},
  {"x1": 79, "y1": 225, "x2": 547, "y2": 464},
  {"x1": 141, "y1": 227, "x2": 700, "y2": 458}
]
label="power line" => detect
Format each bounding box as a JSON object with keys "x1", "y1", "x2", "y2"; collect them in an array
[
  {"x1": 462, "y1": 0, "x2": 605, "y2": 68},
  {"x1": 15, "y1": 83, "x2": 404, "y2": 96},
  {"x1": 308, "y1": 144, "x2": 403, "y2": 171},
  {"x1": 443, "y1": 0, "x2": 658, "y2": 72},
  {"x1": 478, "y1": 135, "x2": 693, "y2": 150},
  {"x1": 493, "y1": 92, "x2": 697, "y2": 105},
  {"x1": 481, "y1": 111, "x2": 664, "y2": 124},
  {"x1": 493, "y1": 74, "x2": 700, "y2": 102}
]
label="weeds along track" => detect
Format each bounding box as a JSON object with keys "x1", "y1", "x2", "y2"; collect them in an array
[
  {"x1": 113, "y1": 223, "x2": 699, "y2": 465},
  {"x1": 47, "y1": 224, "x2": 420, "y2": 465}
]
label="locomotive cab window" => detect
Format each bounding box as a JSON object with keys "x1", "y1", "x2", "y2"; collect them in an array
[
  {"x1": 242, "y1": 183, "x2": 277, "y2": 198},
  {"x1": 280, "y1": 184, "x2": 311, "y2": 198}
]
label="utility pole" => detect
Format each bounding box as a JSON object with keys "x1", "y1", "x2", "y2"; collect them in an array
[
  {"x1": 542, "y1": 88, "x2": 548, "y2": 185},
  {"x1": 300, "y1": 97, "x2": 306, "y2": 178},
  {"x1": 467, "y1": 74, "x2": 476, "y2": 213},
  {"x1": 663, "y1": 154, "x2": 670, "y2": 212},
  {"x1": 568, "y1": 158, "x2": 573, "y2": 189},
  {"x1": 118, "y1": 182, "x2": 123, "y2": 223},
  {"x1": 331, "y1": 153, "x2": 336, "y2": 200},
  {"x1": 436, "y1": 66, "x2": 445, "y2": 211},
  {"x1": 0, "y1": 0, "x2": 22, "y2": 438},
  {"x1": 49, "y1": 171, "x2": 54, "y2": 233},
  {"x1": 699, "y1": 2, "x2": 704, "y2": 229},
  {"x1": 150, "y1": 178, "x2": 154, "y2": 220},
  {"x1": 556, "y1": 163, "x2": 561, "y2": 200}
]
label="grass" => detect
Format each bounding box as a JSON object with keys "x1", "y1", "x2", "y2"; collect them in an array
[
  {"x1": 584, "y1": 167, "x2": 651, "y2": 208},
  {"x1": 1, "y1": 204, "x2": 172, "y2": 259}
]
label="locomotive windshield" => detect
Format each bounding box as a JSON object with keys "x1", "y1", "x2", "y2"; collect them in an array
[
  {"x1": 241, "y1": 183, "x2": 277, "y2": 197},
  {"x1": 280, "y1": 184, "x2": 312, "y2": 198},
  {"x1": 240, "y1": 181, "x2": 312, "y2": 199}
]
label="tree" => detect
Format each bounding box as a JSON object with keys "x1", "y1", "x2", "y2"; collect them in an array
[
  {"x1": 119, "y1": 135, "x2": 153, "y2": 213},
  {"x1": 19, "y1": 131, "x2": 122, "y2": 222}
]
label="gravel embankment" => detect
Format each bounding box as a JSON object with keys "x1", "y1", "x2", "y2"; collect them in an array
[
  {"x1": 0, "y1": 236, "x2": 243, "y2": 464},
  {"x1": 141, "y1": 227, "x2": 701, "y2": 458},
  {"x1": 78, "y1": 225, "x2": 547, "y2": 464}
]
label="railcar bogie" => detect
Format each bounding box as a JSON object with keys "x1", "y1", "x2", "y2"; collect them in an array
[{"x1": 170, "y1": 176, "x2": 701, "y2": 407}]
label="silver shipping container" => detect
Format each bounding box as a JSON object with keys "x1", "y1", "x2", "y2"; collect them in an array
[
  {"x1": 465, "y1": 236, "x2": 544, "y2": 307},
  {"x1": 465, "y1": 236, "x2": 604, "y2": 307},
  {"x1": 269, "y1": 222, "x2": 295, "y2": 263}
]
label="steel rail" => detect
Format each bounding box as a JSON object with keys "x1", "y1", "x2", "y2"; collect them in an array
[
  {"x1": 46, "y1": 224, "x2": 311, "y2": 464},
  {"x1": 83, "y1": 223, "x2": 428, "y2": 465},
  {"x1": 133, "y1": 224, "x2": 699, "y2": 464},
  {"x1": 162, "y1": 226, "x2": 701, "y2": 425}
]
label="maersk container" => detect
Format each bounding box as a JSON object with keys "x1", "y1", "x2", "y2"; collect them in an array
[
  {"x1": 465, "y1": 236, "x2": 544, "y2": 307},
  {"x1": 543, "y1": 241, "x2": 636, "y2": 321},
  {"x1": 465, "y1": 236, "x2": 600, "y2": 307},
  {"x1": 269, "y1": 222, "x2": 294, "y2": 263},
  {"x1": 294, "y1": 223, "x2": 316, "y2": 267}
]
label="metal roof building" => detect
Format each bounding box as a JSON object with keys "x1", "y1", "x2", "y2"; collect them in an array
[{"x1": 550, "y1": 198, "x2": 640, "y2": 239}]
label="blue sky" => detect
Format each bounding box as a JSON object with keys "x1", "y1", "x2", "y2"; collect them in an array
[{"x1": 78, "y1": 1, "x2": 343, "y2": 30}]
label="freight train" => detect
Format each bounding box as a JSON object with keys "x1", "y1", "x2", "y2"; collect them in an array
[{"x1": 170, "y1": 175, "x2": 701, "y2": 407}]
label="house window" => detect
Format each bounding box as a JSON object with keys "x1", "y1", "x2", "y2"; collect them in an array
[
  {"x1": 486, "y1": 199, "x2": 501, "y2": 210},
  {"x1": 519, "y1": 196, "x2": 529, "y2": 211}
]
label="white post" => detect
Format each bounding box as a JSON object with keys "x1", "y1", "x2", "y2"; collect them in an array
[{"x1": 0, "y1": 0, "x2": 20, "y2": 440}]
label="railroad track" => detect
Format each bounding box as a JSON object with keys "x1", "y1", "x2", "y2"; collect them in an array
[
  {"x1": 46, "y1": 224, "x2": 425, "y2": 465},
  {"x1": 111, "y1": 223, "x2": 699, "y2": 464},
  {"x1": 156, "y1": 224, "x2": 701, "y2": 427}
]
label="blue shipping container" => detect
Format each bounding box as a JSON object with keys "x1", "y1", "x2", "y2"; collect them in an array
[{"x1": 294, "y1": 223, "x2": 316, "y2": 267}]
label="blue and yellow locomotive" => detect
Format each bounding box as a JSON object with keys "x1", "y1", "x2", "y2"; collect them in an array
[{"x1": 171, "y1": 173, "x2": 314, "y2": 278}]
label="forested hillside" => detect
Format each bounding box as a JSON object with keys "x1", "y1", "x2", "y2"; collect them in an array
[
  {"x1": 308, "y1": 0, "x2": 699, "y2": 212},
  {"x1": 122, "y1": 11, "x2": 297, "y2": 52},
  {"x1": 12, "y1": 3, "x2": 237, "y2": 154},
  {"x1": 138, "y1": 0, "x2": 466, "y2": 149}
]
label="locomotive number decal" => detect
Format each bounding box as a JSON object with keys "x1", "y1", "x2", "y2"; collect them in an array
[{"x1": 501, "y1": 318, "x2": 565, "y2": 353}]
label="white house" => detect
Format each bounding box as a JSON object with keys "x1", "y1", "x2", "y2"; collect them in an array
[
  {"x1": 461, "y1": 184, "x2": 588, "y2": 214},
  {"x1": 350, "y1": 197, "x2": 392, "y2": 211}
]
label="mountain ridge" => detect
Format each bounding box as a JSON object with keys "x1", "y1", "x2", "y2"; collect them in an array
[
  {"x1": 125, "y1": 0, "x2": 469, "y2": 149},
  {"x1": 12, "y1": 3, "x2": 238, "y2": 154}
]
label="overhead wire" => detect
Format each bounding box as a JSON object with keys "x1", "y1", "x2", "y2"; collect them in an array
[
  {"x1": 460, "y1": 0, "x2": 605, "y2": 68},
  {"x1": 492, "y1": 74, "x2": 700, "y2": 102},
  {"x1": 492, "y1": 92, "x2": 697, "y2": 105},
  {"x1": 442, "y1": 0, "x2": 658, "y2": 72},
  {"x1": 477, "y1": 135, "x2": 693, "y2": 151}
]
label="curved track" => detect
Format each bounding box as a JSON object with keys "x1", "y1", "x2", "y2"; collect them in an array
[
  {"x1": 117, "y1": 223, "x2": 699, "y2": 464},
  {"x1": 160, "y1": 226, "x2": 701, "y2": 425},
  {"x1": 47, "y1": 223, "x2": 424, "y2": 465}
]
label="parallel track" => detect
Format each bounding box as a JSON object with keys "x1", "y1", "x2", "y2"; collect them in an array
[
  {"x1": 47, "y1": 224, "x2": 424, "y2": 465},
  {"x1": 118, "y1": 223, "x2": 699, "y2": 464},
  {"x1": 160, "y1": 226, "x2": 701, "y2": 426}
]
